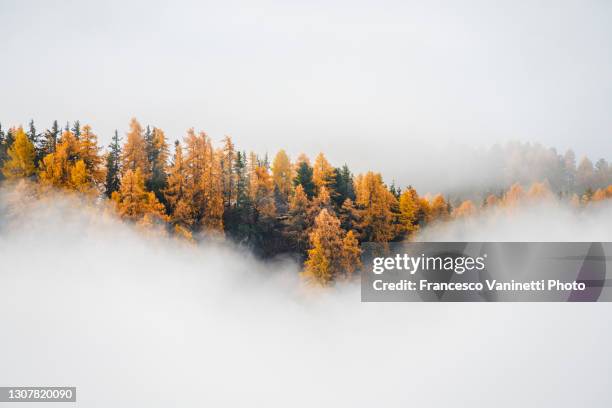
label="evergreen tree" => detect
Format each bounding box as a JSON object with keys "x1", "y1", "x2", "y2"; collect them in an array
[
  {"x1": 220, "y1": 136, "x2": 236, "y2": 208},
  {"x1": 294, "y1": 160, "x2": 315, "y2": 198},
  {"x1": 389, "y1": 181, "x2": 400, "y2": 199},
  {"x1": 234, "y1": 151, "x2": 250, "y2": 210},
  {"x1": 27, "y1": 119, "x2": 41, "y2": 163},
  {"x1": 147, "y1": 127, "x2": 169, "y2": 203},
  {"x1": 71, "y1": 120, "x2": 81, "y2": 139},
  {"x1": 41, "y1": 120, "x2": 60, "y2": 157},
  {"x1": 331, "y1": 164, "x2": 355, "y2": 206},
  {"x1": 5, "y1": 128, "x2": 15, "y2": 147},
  {"x1": 105, "y1": 130, "x2": 122, "y2": 198},
  {"x1": 224, "y1": 151, "x2": 254, "y2": 243},
  {"x1": 563, "y1": 149, "x2": 577, "y2": 192},
  {"x1": 248, "y1": 164, "x2": 279, "y2": 254},
  {"x1": 0, "y1": 124, "x2": 7, "y2": 172},
  {"x1": 339, "y1": 198, "x2": 360, "y2": 235},
  {"x1": 144, "y1": 125, "x2": 153, "y2": 160},
  {"x1": 284, "y1": 184, "x2": 310, "y2": 255},
  {"x1": 577, "y1": 156, "x2": 595, "y2": 191}
]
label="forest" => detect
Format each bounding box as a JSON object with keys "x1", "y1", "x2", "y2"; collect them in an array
[{"x1": 2, "y1": 118, "x2": 612, "y2": 285}]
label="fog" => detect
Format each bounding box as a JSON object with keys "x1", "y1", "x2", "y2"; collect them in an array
[
  {"x1": 1, "y1": 184, "x2": 612, "y2": 407},
  {"x1": 419, "y1": 200, "x2": 612, "y2": 242},
  {"x1": 3, "y1": 0, "x2": 612, "y2": 188}
]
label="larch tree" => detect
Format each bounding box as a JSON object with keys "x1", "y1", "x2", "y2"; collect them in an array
[
  {"x1": 484, "y1": 194, "x2": 499, "y2": 208},
  {"x1": 78, "y1": 124, "x2": 104, "y2": 187},
  {"x1": 303, "y1": 209, "x2": 361, "y2": 286},
  {"x1": 271, "y1": 149, "x2": 293, "y2": 202},
  {"x1": 38, "y1": 130, "x2": 81, "y2": 188},
  {"x1": 399, "y1": 186, "x2": 421, "y2": 238},
  {"x1": 503, "y1": 183, "x2": 525, "y2": 207},
  {"x1": 307, "y1": 186, "x2": 334, "y2": 225},
  {"x1": 121, "y1": 118, "x2": 149, "y2": 178},
  {"x1": 69, "y1": 159, "x2": 93, "y2": 193},
  {"x1": 527, "y1": 181, "x2": 553, "y2": 201},
  {"x1": 429, "y1": 194, "x2": 450, "y2": 222},
  {"x1": 354, "y1": 171, "x2": 398, "y2": 243},
  {"x1": 339, "y1": 230, "x2": 362, "y2": 280},
  {"x1": 112, "y1": 168, "x2": 167, "y2": 224},
  {"x1": 453, "y1": 200, "x2": 477, "y2": 219},
  {"x1": 183, "y1": 130, "x2": 224, "y2": 233},
  {"x1": 312, "y1": 152, "x2": 335, "y2": 194},
  {"x1": 164, "y1": 140, "x2": 194, "y2": 229},
  {"x1": 183, "y1": 129, "x2": 207, "y2": 226},
  {"x1": 250, "y1": 165, "x2": 277, "y2": 222},
  {"x1": 592, "y1": 188, "x2": 606, "y2": 201},
  {"x1": 202, "y1": 146, "x2": 224, "y2": 232},
  {"x1": 2, "y1": 127, "x2": 36, "y2": 179}
]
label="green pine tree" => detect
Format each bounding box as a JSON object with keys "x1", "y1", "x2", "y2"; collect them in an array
[
  {"x1": 41, "y1": 120, "x2": 60, "y2": 157},
  {"x1": 146, "y1": 127, "x2": 169, "y2": 204},
  {"x1": 331, "y1": 164, "x2": 355, "y2": 206},
  {"x1": 71, "y1": 120, "x2": 81, "y2": 139},
  {"x1": 104, "y1": 130, "x2": 122, "y2": 198},
  {"x1": 294, "y1": 161, "x2": 315, "y2": 198}
]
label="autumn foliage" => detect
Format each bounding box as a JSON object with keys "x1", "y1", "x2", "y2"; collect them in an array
[{"x1": 2, "y1": 118, "x2": 612, "y2": 286}]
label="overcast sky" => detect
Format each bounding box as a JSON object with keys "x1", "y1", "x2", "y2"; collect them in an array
[{"x1": 1, "y1": 0, "x2": 612, "y2": 188}]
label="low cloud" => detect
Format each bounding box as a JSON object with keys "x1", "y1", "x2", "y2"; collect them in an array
[
  {"x1": 418, "y1": 201, "x2": 612, "y2": 241},
  {"x1": 1, "y1": 184, "x2": 611, "y2": 407}
]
